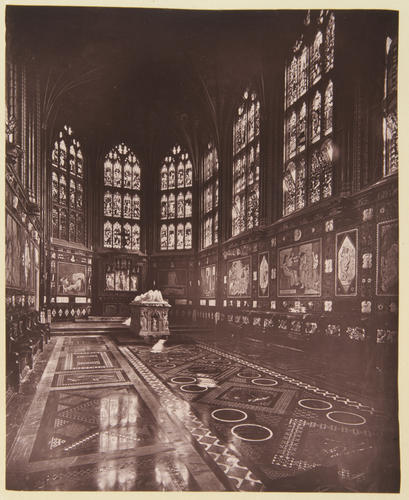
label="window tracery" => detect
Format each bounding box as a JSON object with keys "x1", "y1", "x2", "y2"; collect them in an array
[
  {"x1": 283, "y1": 10, "x2": 335, "y2": 216},
  {"x1": 159, "y1": 145, "x2": 193, "y2": 250},
  {"x1": 232, "y1": 88, "x2": 260, "y2": 236},
  {"x1": 51, "y1": 125, "x2": 85, "y2": 244},
  {"x1": 201, "y1": 142, "x2": 219, "y2": 248},
  {"x1": 103, "y1": 143, "x2": 141, "y2": 251}
]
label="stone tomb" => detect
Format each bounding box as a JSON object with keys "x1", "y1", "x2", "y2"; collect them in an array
[{"x1": 129, "y1": 290, "x2": 171, "y2": 338}]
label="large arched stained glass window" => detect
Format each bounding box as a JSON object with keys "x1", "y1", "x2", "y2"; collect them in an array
[
  {"x1": 383, "y1": 35, "x2": 398, "y2": 177},
  {"x1": 51, "y1": 125, "x2": 85, "y2": 243},
  {"x1": 103, "y1": 143, "x2": 141, "y2": 251},
  {"x1": 232, "y1": 88, "x2": 260, "y2": 236},
  {"x1": 201, "y1": 142, "x2": 219, "y2": 248},
  {"x1": 160, "y1": 144, "x2": 193, "y2": 250},
  {"x1": 283, "y1": 10, "x2": 335, "y2": 216}
]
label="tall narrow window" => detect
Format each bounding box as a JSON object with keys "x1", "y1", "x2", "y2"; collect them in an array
[
  {"x1": 232, "y1": 89, "x2": 260, "y2": 236},
  {"x1": 103, "y1": 143, "x2": 141, "y2": 251},
  {"x1": 283, "y1": 10, "x2": 335, "y2": 216},
  {"x1": 50, "y1": 125, "x2": 86, "y2": 244},
  {"x1": 201, "y1": 142, "x2": 219, "y2": 248},
  {"x1": 159, "y1": 145, "x2": 193, "y2": 250},
  {"x1": 383, "y1": 35, "x2": 398, "y2": 176}
]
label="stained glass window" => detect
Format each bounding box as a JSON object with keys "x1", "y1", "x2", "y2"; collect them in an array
[
  {"x1": 159, "y1": 145, "x2": 194, "y2": 250},
  {"x1": 124, "y1": 223, "x2": 132, "y2": 249},
  {"x1": 103, "y1": 143, "x2": 142, "y2": 250},
  {"x1": 283, "y1": 10, "x2": 335, "y2": 216},
  {"x1": 383, "y1": 35, "x2": 398, "y2": 176},
  {"x1": 160, "y1": 224, "x2": 168, "y2": 250},
  {"x1": 161, "y1": 194, "x2": 168, "y2": 219},
  {"x1": 324, "y1": 80, "x2": 333, "y2": 134},
  {"x1": 325, "y1": 12, "x2": 335, "y2": 72},
  {"x1": 50, "y1": 125, "x2": 86, "y2": 243},
  {"x1": 77, "y1": 182, "x2": 83, "y2": 209},
  {"x1": 232, "y1": 89, "x2": 260, "y2": 236},
  {"x1": 201, "y1": 142, "x2": 219, "y2": 248},
  {"x1": 52, "y1": 172, "x2": 59, "y2": 202},
  {"x1": 113, "y1": 221, "x2": 121, "y2": 249},
  {"x1": 131, "y1": 224, "x2": 140, "y2": 250},
  {"x1": 177, "y1": 192, "x2": 185, "y2": 218},
  {"x1": 161, "y1": 165, "x2": 168, "y2": 190},
  {"x1": 69, "y1": 179, "x2": 76, "y2": 208},
  {"x1": 52, "y1": 208, "x2": 58, "y2": 237},
  {"x1": 168, "y1": 223, "x2": 175, "y2": 250}
]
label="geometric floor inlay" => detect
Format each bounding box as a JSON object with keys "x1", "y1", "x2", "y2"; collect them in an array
[
  {"x1": 298, "y1": 399, "x2": 333, "y2": 410},
  {"x1": 30, "y1": 386, "x2": 165, "y2": 461},
  {"x1": 200, "y1": 382, "x2": 296, "y2": 415},
  {"x1": 57, "y1": 351, "x2": 118, "y2": 371},
  {"x1": 211, "y1": 408, "x2": 248, "y2": 423},
  {"x1": 7, "y1": 333, "x2": 395, "y2": 493},
  {"x1": 180, "y1": 384, "x2": 208, "y2": 393},
  {"x1": 24, "y1": 452, "x2": 200, "y2": 491},
  {"x1": 171, "y1": 376, "x2": 197, "y2": 384},
  {"x1": 251, "y1": 378, "x2": 279, "y2": 387},
  {"x1": 119, "y1": 346, "x2": 264, "y2": 492},
  {"x1": 326, "y1": 411, "x2": 366, "y2": 426},
  {"x1": 231, "y1": 424, "x2": 273, "y2": 442},
  {"x1": 52, "y1": 370, "x2": 128, "y2": 387}
]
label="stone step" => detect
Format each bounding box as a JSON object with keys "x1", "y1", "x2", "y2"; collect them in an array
[{"x1": 86, "y1": 316, "x2": 128, "y2": 322}]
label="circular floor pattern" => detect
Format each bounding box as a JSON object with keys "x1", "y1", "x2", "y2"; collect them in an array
[
  {"x1": 237, "y1": 370, "x2": 261, "y2": 379},
  {"x1": 298, "y1": 399, "x2": 333, "y2": 411},
  {"x1": 326, "y1": 411, "x2": 366, "y2": 426},
  {"x1": 171, "y1": 376, "x2": 197, "y2": 384},
  {"x1": 211, "y1": 408, "x2": 248, "y2": 423},
  {"x1": 251, "y1": 378, "x2": 278, "y2": 387},
  {"x1": 154, "y1": 363, "x2": 176, "y2": 369},
  {"x1": 231, "y1": 423, "x2": 273, "y2": 442},
  {"x1": 180, "y1": 384, "x2": 208, "y2": 393}
]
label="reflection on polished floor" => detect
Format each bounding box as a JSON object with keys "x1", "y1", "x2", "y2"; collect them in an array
[{"x1": 6, "y1": 332, "x2": 399, "y2": 492}]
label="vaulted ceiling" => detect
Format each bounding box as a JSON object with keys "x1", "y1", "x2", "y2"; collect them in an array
[{"x1": 7, "y1": 6, "x2": 302, "y2": 166}]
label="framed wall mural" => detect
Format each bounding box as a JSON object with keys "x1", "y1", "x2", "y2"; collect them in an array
[
  {"x1": 258, "y1": 252, "x2": 269, "y2": 297},
  {"x1": 335, "y1": 229, "x2": 358, "y2": 296},
  {"x1": 227, "y1": 257, "x2": 251, "y2": 298},
  {"x1": 6, "y1": 213, "x2": 21, "y2": 288},
  {"x1": 20, "y1": 230, "x2": 33, "y2": 291},
  {"x1": 200, "y1": 264, "x2": 216, "y2": 298},
  {"x1": 158, "y1": 269, "x2": 187, "y2": 297},
  {"x1": 278, "y1": 239, "x2": 321, "y2": 297},
  {"x1": 377, "y1": 219, "x2": 398, "y2": 296},
  {"x1": 57, "y1": 262, "x2": 87, "y2": 295}
]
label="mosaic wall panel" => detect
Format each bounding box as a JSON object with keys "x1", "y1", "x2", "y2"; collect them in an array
[
  {"x1": 376, "y1": 219, "x2": 398, "y2": 296},
  {"x1": 227, "y1": 257, "x2": 251, "y2": 298},
  {"x1": 258, "y1": 252, "x2": 270, "y2": 298},
  {"x1": 200, "y1": 264, "x2": 216, "y2": 298},
  {"x1": 278, "y1": 240, "x2": 321, "y2": 297}
]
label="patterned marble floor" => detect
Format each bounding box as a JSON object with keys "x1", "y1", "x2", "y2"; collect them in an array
[{"x1": 6, "y1": 334, "x2": 399, "y2": 492}]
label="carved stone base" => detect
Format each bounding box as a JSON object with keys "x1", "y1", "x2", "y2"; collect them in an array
[{"x1": 130, "y1": 303, "x2": 170, "y2": 338}]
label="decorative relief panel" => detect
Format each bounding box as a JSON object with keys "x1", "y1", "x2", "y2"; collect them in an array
[{"x1": 335, "y1": 229, "x2": 358, "y2": 296}]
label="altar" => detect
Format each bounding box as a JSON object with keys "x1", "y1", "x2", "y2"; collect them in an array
[{"x1": 129, "y1": 290, "x2": 171, "y2": 338}]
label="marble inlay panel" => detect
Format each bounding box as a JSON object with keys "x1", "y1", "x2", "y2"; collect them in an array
[
  {"x1": 52, "y1": 370, "x2": 128, "y2": 387},
  {"x1": 30, "y1": 386, "x2": 167, "y2": 461},
  {"x1": 56, "y1": 351, "x2": 118, "y2": 371},
  {"x1": 13, "y1": 451, "x2": 201, "y2": 491},
  {"x1": 200, "y1": 382, "x2": 296, "y2": 415}
]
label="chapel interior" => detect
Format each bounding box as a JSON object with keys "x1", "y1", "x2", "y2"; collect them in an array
[{"x1": 5, "y1": 6, "x2": 400, "y2": 493}]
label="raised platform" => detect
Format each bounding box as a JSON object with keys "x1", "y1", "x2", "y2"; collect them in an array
[{"x1": 51, "y1": 318, "x2": 130, "y2": 336}]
